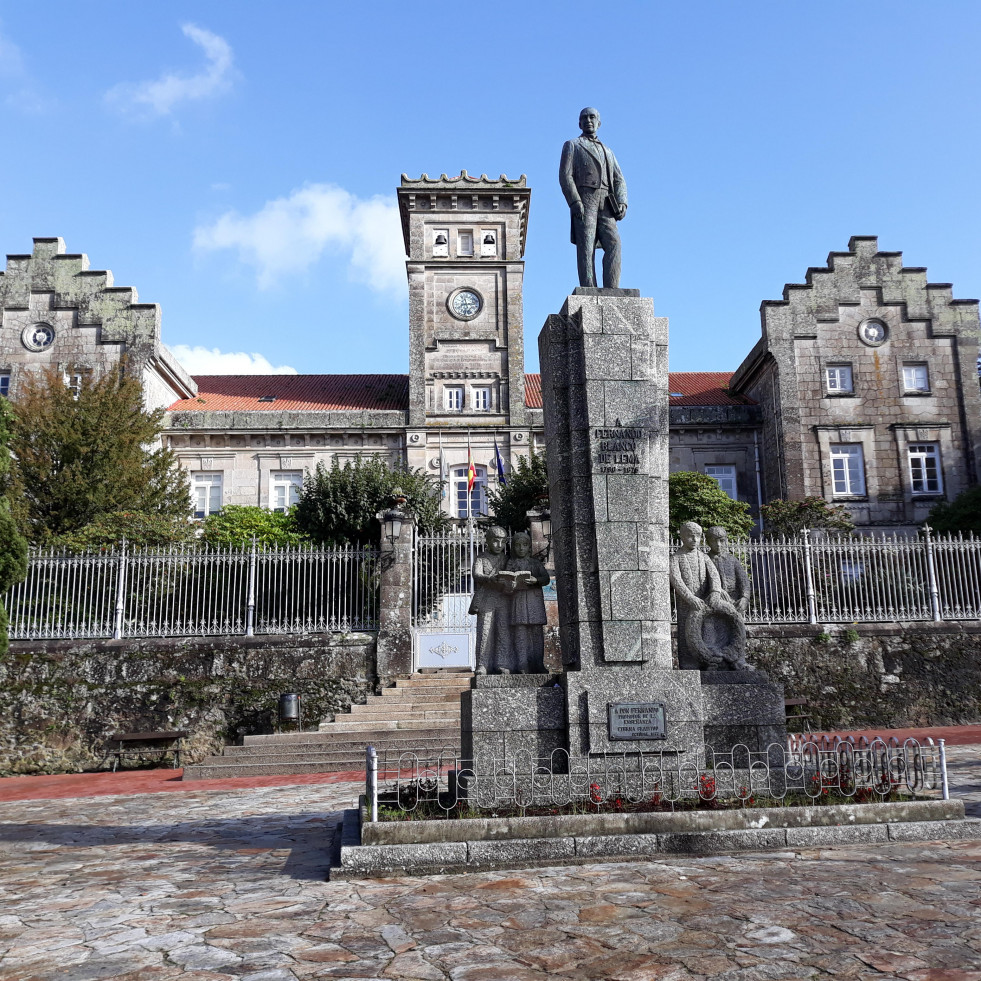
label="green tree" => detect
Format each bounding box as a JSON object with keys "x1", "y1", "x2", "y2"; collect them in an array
[
  {"x1": 0, "y1": 399, "x2": 28, "y2": 653},
  {"x1": 760, "y1": 497, "x2": 855, "y2": 538},
  {"x1": 488, "y1": 451, "x2": 549, "y2": 532},
  {"x1": 8, "y1": 366, "x2": 191, "y2": 544},
  {"x1": 668, "y1": 471, "x2": 754, "y2": 539},
  {"x1": 202, "y1": 505, "x2": 309, "y2": 548},
  {"x1": 50, "y1": 510, "x2": 198, "y2": 552},
  {"x1": 293, "y1": 458, "x2": 446, "y2": 545},
  {"x1": 926, "y1": 486, "x2": 981, "y2": 536}
]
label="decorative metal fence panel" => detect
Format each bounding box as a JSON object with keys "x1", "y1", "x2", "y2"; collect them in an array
[
  {"x1": 672, "y1": 528, "x2": 964, "y2": 626},
  {"x1": 365, "y1": 736, "x2": 948, "y2": 818},
  {"x1": 5, "y1": 543, "x2": 380, "y2": 640}
]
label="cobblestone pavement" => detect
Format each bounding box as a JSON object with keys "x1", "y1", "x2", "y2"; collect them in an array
[{"x1": 0, "y1": 746, "x2": 979, "y2": 980}]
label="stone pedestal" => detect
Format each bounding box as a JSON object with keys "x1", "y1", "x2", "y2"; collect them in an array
[{"x1": 538, "y1": 289, "x2": 671, "y2": 671}]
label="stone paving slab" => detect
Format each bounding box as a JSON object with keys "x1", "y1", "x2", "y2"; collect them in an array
[{"x1": 0, "y1": 746, "x2": 978, "y2": 979}]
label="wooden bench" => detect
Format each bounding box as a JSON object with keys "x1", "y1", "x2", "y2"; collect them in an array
[{"x1": 109, "y1": 730, "x2": 189, "y2": 771}]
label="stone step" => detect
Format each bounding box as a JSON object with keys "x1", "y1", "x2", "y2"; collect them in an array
[
  {"x1": 184, "y1": 760, "x2": 366, "y2": 780},
  {"x1": 222, "y1": 741, "x2": 460, "y2": 760},
  {"x1": 346, "y1": 705, "x2": 461, "y2": 720},
  {"x1": 196, "y1": 746, "x2": 461, "y2": 767},
  {"x1": 378, "y1": 690, "x2": 464, "y2": 701},
  {"x1": 393, "y1": 675, "x2": 473, "y2": 688},
  {"x1": 241, "y1": 728, "x2": 460, "y2": 747},
  {"x1": 319, "y1": 718, "x2": 458, "y2": 733}
]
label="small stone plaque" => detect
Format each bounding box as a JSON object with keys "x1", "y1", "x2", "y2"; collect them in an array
[
  {"x1": 608, "y1": 701, "x2": 667, "y2": 740},
  {"x1": 591, "y1": 423, "x2": 645, "y2": 475}
]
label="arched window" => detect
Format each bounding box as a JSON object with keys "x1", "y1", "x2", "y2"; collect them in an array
[{"x1": 452, "y1": 465, "x2": 487, "y2": 518}]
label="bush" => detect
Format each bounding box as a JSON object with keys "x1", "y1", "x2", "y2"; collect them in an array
[
  {"x1": 668, "y1": 472, "x2": 754, "y2": 539},
  {"x1": 293, "y1": 458, "x2": 446, "y2": 546},
  {"x1": 488, "y1": 451, "x2": 549, "y2": 532},
  {"x1": 926, "y1": 486, "x2": 981, "y2": 536},
  {"x1": 760, "y1": 497, "x2": 855, "y2": 538},
  {"x1": 201, "y1": 506, "x2": 309, "y2": 549}
]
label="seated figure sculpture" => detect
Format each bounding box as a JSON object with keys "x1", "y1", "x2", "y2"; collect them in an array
[
  {"x1": 502, "y1": 532, "x2": 550, "y2": 674},
  {"x1": 706, "y1": 525, "x2": 751, "y2": 616},
  {"x1": 670, "y1": 520, "x2": 748, "y2": 671},
  {"x1": 469, "y1": 525, "x2": 514, "y2": 675}
]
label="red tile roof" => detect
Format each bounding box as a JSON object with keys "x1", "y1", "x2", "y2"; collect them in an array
[
  {"x1": 523, "y1": 372, "x2": 750, "y2": 408},
  {"x1": 168, "y1": 375, "x2": 409, "y2": 412},
  {"x1": 523, "y1": 373, "x2": 542, "y2": 409},
  {"x1": 666, "y1": 372, "x2": 751, "y2": 406},
  {"x1": 168, "y1": 371, "x2": 750, "y2": 413}
]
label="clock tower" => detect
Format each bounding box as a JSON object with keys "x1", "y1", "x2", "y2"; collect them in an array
[{"x1": 397, "y1": 172, "x2": 533, "y2": 513}]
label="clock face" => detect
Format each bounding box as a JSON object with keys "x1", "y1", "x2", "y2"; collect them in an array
[
  {"x1": 22, "y1": 323, "x2": 55, "y2": 352},
  {"x1": 451, "y1": 289, "x2": 481, "y2": 320},
  {"x1": 858, "y1": 319, "x2": 887, "y2": 347}
]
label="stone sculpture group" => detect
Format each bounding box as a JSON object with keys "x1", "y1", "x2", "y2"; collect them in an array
[
  {"x1": 469, "y1": 527, "x2": 550, "y2": 675},
  {"x1": 670, "y1": 521, "x2": 749, "y2": 671}
]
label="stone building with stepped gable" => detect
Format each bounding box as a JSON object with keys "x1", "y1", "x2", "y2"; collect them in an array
[
  {"x1": 0, "y1": 198, "x2": 978, "y2": 533},
  {"x1": 728, "y1": 236, "x2": 981, "y2": 530},
  {"x1": 0, "y1": 236, "x2": 195, "y2": 412}
]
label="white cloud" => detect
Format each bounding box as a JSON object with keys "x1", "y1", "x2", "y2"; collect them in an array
[
  {"x1": 193, "y1": 183, "x2": 406, "y2": 296},
  {"x1": 170, "y1": 345, "x2": 298, "y2": 375},
  {"x1": 105, "y1": 23, "x2": 235, "y2": 117}
]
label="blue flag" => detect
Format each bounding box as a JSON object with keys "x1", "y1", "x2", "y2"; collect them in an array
[{"x1": 494, "y1": 439, "x2": 507, "y2": 486}]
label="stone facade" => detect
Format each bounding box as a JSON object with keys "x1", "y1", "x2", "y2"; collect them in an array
[
  {"x1": 729, "y1": 236, "x2": 981, "y2": 531},
  {"x1": 0, "y1": 237, "x2": 195, "y2": 412},
  {"x1": 2, "y1": 222, "x2": 977, "y2": 533}
]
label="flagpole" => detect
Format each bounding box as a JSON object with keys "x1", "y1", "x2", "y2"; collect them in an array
[{"x1": 467, "y1": 429, "x2": 474, "y2": 580}]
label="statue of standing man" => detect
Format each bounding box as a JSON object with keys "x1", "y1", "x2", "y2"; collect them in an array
[{"x1": 560, "y1": 107, "x2": 628, "y2": 289}]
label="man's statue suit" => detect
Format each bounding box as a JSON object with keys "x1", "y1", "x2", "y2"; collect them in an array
[{"x1": 559, "y1": 107, "x2": 628, "y2": 289}]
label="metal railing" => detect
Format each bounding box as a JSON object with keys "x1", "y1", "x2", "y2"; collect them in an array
[
  {"x1": 5, "y1": 542, "x2": 380, "y2": 640},
  {"x1": 676, "y1": 527, "x2": 981, "y2": 625},
  {"x1": 366, "y1": 736, "x2": 947, "y2": 819}
]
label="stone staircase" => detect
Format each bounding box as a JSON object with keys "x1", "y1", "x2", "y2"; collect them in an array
[{"x1": 182, "y1": 671, "x2": 471, "y2": 780}]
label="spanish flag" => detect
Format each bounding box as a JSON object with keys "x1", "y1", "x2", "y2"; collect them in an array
[{"x1": 467, "y1": 443, "x2": 476, "y2": 493}]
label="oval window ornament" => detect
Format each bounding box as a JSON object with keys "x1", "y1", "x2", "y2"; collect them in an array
[
  {"x1": 22, "y1": 323, "x2": 55, "y2": 352},
  {"x1": 858, "y1": 318, "x2": 888, "y2": 347}
]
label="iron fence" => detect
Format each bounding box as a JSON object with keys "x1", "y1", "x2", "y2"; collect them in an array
[
  {"x1": 366, "y1": 736, "x2": 948, "y2": 818},
  {"x1": 675, "y1": 527, "x2": 980, "y2": 625},
  {"x1": 5, "y1": 543, "x2": 380, "y2": 640}
]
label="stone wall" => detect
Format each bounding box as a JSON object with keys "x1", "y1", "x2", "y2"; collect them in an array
[
  {"x1": 0, "y1": 633, "x2": 376, "y2": 777},
  {"x1": 746, "y1": 622, "x2": 981, "y2": 730}
]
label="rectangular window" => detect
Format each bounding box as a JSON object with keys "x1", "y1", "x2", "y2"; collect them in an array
[
  {"x1": 453, "y1": 465, "x2": 486, "y2": 518},
  {"x1": 903, "y1": 364, "x2": 930, "y2": 393},
  {"x1": 458, "y1": 230, "x2": 474, "y2": 256},
  {"x1": 270, "y1": 471, "x2": 303, "y2": 511},
  {"x1": 825, "y1": 365, "x2": 853, "y2": 393},
  {"x1": 64, "y1": 371, "x2": 85, "y2": 399},
  {"x1": 480, "y1": 230, "x2": 497, "y2": 257},
  {"x1": 704, "y1": 465, "x2": 737, "y2": 499},
  {"x1": 444, "y1": 387, "x2": 464, "y2": 411},
  {"x1": 830, "y1": 444, "x2": 866, "y2": 496},
  {"x1": 472, "y1": 387, "x2": 491, "y2": 411},
  {"x1": 192, "y1": 473, "x2": 223, "y2": 518},
  {"x1": 432, "y1": 228, "x2": 448, "y2": 257},
  {"x1": 0, "y1": 374, "x2": 9, "y2": 397},
  {"x1": 908, "y1": 443, "x2": 942, "y2": 494}
]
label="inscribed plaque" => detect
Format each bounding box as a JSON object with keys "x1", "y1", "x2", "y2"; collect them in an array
[{"x1": 608, "y1": 701, "x2": 667, "y2": 740}]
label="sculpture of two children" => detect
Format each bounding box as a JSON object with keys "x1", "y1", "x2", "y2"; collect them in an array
[{"x1": 468, "y1": 527, "x2": 551, "y2": 675}]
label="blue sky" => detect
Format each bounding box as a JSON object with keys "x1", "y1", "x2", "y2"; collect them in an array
[{"x1": 1, "y1": 1, "x2": 979, "y2": 377}]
